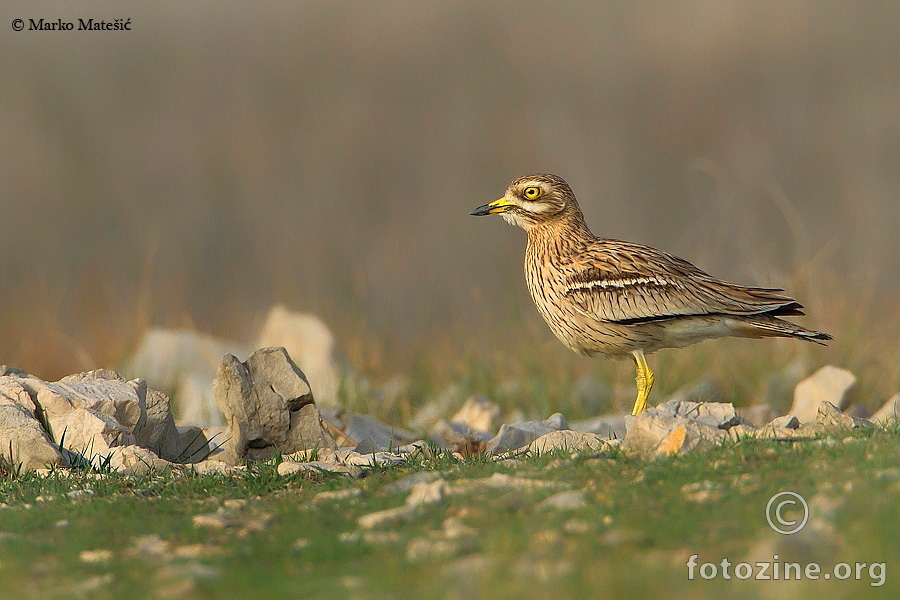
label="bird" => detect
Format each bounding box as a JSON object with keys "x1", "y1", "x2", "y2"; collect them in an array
[{"x1": 470, "y1": 173, "x2": 832, "y2": 416}]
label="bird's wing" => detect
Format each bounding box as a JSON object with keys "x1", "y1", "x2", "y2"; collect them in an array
[{"x1": 563, "y1": 239, "x2": 801, "y2": 324}]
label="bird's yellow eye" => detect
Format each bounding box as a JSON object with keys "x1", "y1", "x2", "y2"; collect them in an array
[{"x1": 523, "y1": 186, "x2": 541, "y2": 200}]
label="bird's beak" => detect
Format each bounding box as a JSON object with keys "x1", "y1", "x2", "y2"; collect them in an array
[{"x1": 470, "y1": 197, "x2": 514, "y2": 216}]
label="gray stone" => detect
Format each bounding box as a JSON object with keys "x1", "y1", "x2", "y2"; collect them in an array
[
  {"x1": 816, "y1": 401, "x2": 873, "y2": 429},
  {"x1": 736, "y1": 404, "x2": 778, "y2": 427},
  {"x1": 871, "y1": 393, "x2": 900, "y2": 422},
  {"x1": 622, "y1": 400, "x2": 739, "y2": 454},
  {"x1": 485, "y1": 413, "x2": 569, "y2": 455},
  {"x1": 569, "y1": 414, "x2": 627, "y2": 440},
  {"x1": 343, "y1": 451, "x2": 405, "y2": 467},
  {"x1": 18, "y1": 370, "x2": 145, "y2": 454},
  {"x1": 100, "y1": 445, "x2": 171, "y2": 474},
  {"x1": 767, "y1": 415, "x2": 800, "y2": 429},
  {"x1": 255, "y1": 306, "x2": 343, "y2": 408},
  {"x1": 277, "y1": 460, "x2": 365, "y2": 478},
  {"x1": 528, "y1": 430, "x2": 611, "y2": 454},
  {"x1": 133, "y1": 388, "x2": 209, "y2": 463},
  {"x1": 450, "y1": 395, "x2": 501, "y2": 433},
  {"x1": 429, "y1": 419, "x2": 491, "y2": 454},
  {"x1": 320, "y1": 408, "x2": 416, "y2": 452},
  {"x1": 0, "y1": 378, "x2": 65, "y2": 471},
  {"x1": 213, "y1": 347, "x2": 335, "y2": 464},
  {"x1": 0, "y1": 366, "x2": 28, "y2": 377},
  {"x1": 790, "y1": 366, "x2": 857, "y2": 423}
]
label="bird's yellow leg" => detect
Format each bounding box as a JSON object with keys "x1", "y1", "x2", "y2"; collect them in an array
[{"x1": 630, "y1": 350, "x2": 654, "y2": 415}]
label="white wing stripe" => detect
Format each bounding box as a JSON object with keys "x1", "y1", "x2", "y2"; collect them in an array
[{"x1": 564, "y1": 276, "x2": 674, "y2": 294}]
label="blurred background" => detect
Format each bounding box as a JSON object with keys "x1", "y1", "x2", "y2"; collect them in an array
[{"x1": 2, "y1": 1, "x2": 898, "y2": 417}]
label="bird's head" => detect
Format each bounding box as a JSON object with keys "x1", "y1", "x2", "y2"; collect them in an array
[{"x1": 470, "y1": 173, "x2": 580, "y2": 231}]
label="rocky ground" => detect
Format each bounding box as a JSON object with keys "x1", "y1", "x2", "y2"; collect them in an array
[{"x1": 2, "y1": 311, "x2": 899, "y2": 599}]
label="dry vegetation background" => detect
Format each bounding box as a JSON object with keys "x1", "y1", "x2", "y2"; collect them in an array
[{"x1": 2, "y1": 1, "x2": 899, "y2": 411}]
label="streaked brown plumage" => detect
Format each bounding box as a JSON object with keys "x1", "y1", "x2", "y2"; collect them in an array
[{"x1": 470, "y1": 173, "x2": 832, "y2": 414}]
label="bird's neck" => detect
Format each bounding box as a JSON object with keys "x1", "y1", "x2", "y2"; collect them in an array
[{"x1": 525, "y1": 207, "x2": 594, "y2": 250}]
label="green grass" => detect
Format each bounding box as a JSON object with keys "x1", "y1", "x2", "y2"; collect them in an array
[{"x1": 2, "y1": 427, "x2": 899, "y2": 599}]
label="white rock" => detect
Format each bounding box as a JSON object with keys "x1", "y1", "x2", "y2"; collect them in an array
[
  {"x1": 213, "y1": 347, "x2": 335, "y2": 464},
  {"x1": 485, "y1": 413, "x2": 569, "y2": 455},
  {"x1": 101, "y1": 445, "x2": 171, "y2": 474},
  {"x1": 450, "y1": 395, "x2": 501, "y2": 433},
  {"x1": 528, "y1": 430, "x2": 611, "y2": 454},
  {"x1": 17, "y1": 370, "x2": 145, "y2": 454},
  {"x1": 256, "y1": 306, "x2": 342, "y2": 407},
  {"x1": 622, "y1": 400, "x2": 738, "y2": 454},
  {"x1": 320, "y1": 408, "x2": 417, "y2": 452},
  {"x1": 767, "y1": 415, "x2": 800, "y2": 429},
  {"x1": 790, "y1": 366, "x2": 857, "y2": 423},
  {"x1": 277, "y1": 460, "x2": 363, "y2": 478},
  {"x1": 871, "y1": 393, "x2": 900, "y2": 422},
  {"x1": 816, "y1": 401, "x2": 873, "y2": 429},
  {"x1": 343, "y1": 451, "x2": 405, "y2": 467},
  {"x1": 0, "y1": 378, "x2": 64, "y2": 471}
]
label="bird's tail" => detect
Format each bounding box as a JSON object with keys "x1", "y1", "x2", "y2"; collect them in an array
[{"x1": 744, "y1": 315, "x2": 833, "y2": 346}]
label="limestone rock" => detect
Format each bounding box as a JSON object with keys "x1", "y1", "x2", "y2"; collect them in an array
[
  {"x1": 10, "y1": 370, "x2": 153, "y2": 458},
  {"x1": 0, "y1": 378, "x2": 65, "y2": 471},
  {"x1": 0, "y1": 366, "x2": 28, "y2": 377},
  {"x1": 101, "y1": 445, "x2": 171, "y2": 474},
  {"x1": 450, "y1": 395, "x2": 501, "y2": 433},
  {"x1": 319, "y1": 407, "x2": 417, "y2": 452},
  {"x1": 256, "y1": 306, "x2": 342, "y2": 407},
  {"x1": 569, "y1": 414, "x2": 627, "y2": 440},
  {"x1": 485, "y1": 413, "x2": 569, "y2": 455},
  {"x1": 816, "y1": 401, "x2": 873, "y2": 429},
  {"x1": 622, "y1": 400, "x2": 740, "y2": 454},
  {"x1": 277, "y1": 460, "x2": 363, "y2": 478},
  {"x1": 191, "y1": 460, "x2": 244, "y2": 476},
  {"x1": 527, "y1": 430, "x2": 611, "y2": 454},
  {"x1": 871, "y1": 394, "x2": 900, "y2": 422},
  {"x1": 767, "y1": 415, "x2": 800, "y2": 429},
  {"x1": 213, "y1": 347, "x2": 335, "y2": 464},
  {"x1": 429, "y1": 419, "x2": 491, "y2": 454},
  {"x1": 790, "y1": 366, "x2": 857, "y2": 423}
]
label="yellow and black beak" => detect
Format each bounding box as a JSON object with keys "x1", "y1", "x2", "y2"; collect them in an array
[{"x1": 470, "y1": 197, "x2": 515, "y2": 216}]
